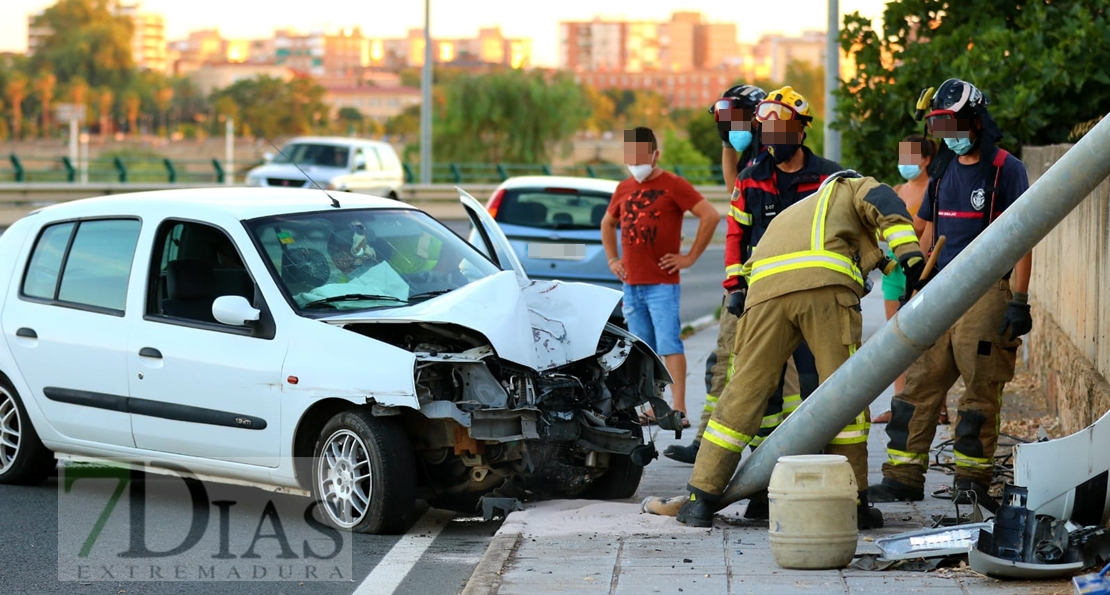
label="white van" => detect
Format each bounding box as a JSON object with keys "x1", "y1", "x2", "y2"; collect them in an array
[{"x1": 245, "y1": 136, "x2": 405, "y2": 199}]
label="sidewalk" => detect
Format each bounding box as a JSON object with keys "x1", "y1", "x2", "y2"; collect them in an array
[{"x1": 463, "y1": 274, "x2": 1069, "y2": 595}]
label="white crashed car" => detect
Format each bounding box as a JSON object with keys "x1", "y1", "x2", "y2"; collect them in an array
[{"x1": 0, "y1": 187, "x2": 680, "y2": 534}]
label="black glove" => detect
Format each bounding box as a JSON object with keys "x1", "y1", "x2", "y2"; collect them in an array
[
  {"x1": 999, "y1": 293, "x2": 1032, "y2": 340},
  {"x1": 898, "y1": 252, "x2": 926, "y2": 306},
  {"x1": 726, "y1": 287, "x2": 747, "y2": 317}
]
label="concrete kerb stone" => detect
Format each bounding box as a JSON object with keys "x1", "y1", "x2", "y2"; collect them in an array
[{"x1": 460, "y1": 533, "x2": 522, "y2": 595}]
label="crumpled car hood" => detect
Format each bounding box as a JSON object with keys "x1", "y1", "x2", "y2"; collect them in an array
[{"x1": 319, "y1": 271, "x2": 622, "y2": 371}]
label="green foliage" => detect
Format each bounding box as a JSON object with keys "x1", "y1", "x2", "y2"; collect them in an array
[
  {"x1": 683, "y1": 108, "x2": 723, "y2": 165},
  {"x1": 209, "y1": 76, "x2": 330, "y2": 140},
  {"x1": 658, "y1": 129, "x2": 710, "y2": 170},
  {"x1": 435, "y1": 70, "x2": 589, "y2": 163},
  {"x1": 784, "y1": 60, "x2": 826, "y2": 120},
  {"x1": 384, "y1": 103, "x2": 421, "y2": 140},
  {"x1": 836, "y1": 0, "x2": 1110, "y2": 182},
  {"x1": 29, "y1": 0, "x2": 134, "y2": 90}
]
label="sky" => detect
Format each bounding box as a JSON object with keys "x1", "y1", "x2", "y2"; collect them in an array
[{"x1": 3, "y1": 0, "x2": 890, "y2": 67}]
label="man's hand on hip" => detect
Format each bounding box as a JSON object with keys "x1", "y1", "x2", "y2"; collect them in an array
[
  {"x1": 608, "y1": 259, "x2": 627, "y2": 281},
  {"x1": 659, "y1": 252, "x2": 695, "y2": 274}
]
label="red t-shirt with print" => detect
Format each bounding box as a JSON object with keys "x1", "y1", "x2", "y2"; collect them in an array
[{"x1": 607, "y1": 169, "x2": 705, "y2": 285}]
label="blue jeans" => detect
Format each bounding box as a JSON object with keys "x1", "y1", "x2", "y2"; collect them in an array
[{"x1": 622, "y1": 283, "x2": 683, "y2": 356}]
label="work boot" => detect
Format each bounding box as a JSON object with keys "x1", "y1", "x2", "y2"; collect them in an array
[
  {"x1": 953, "y1": 479, "x2": 1000, "y2": 513},
  {"x1": 663, "y1": 440, "x2": 700, "y2": 464},
  {"x1": 857, "y1": 491, "x2": 884, "y2": 530},
  {"x1": 867, "y1": 478, "x2": 925, "y2": 503},
  {"x1": 676, "y1": 489, "x2": 720, "y2": 528},
  {"x1": 743, "y1": 490, "x2": 769, "y2": 520}
]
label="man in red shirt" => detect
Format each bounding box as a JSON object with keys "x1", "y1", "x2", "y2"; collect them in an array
[{"x1": 602, "y1": 126, "x2": 721, "y2": 420}]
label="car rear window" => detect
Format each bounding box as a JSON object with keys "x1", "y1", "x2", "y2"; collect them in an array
[{"x1": 496, "y1": 188, "x2": 613, "y2": 230}]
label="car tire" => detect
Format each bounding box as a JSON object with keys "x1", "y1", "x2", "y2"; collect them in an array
[
  {"x1": 312, "y1": 409, "x2": 417, "y2": 534},
  {"x1": 0, "y1": 378, "x2": 56, "y2": 485},
  {"x1": 580, "y1": 451, "x2": 644, "y2": 500}
]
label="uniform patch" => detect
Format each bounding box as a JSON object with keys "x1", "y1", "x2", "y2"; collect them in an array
[{"x1": 970, "y1": 188, "x2": 986, "y2": 211}]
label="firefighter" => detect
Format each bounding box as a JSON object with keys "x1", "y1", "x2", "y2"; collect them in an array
[
  {"x1": 664, "y1": 88, "x2": 848, "y2": 514},
  {"x1": 671, "y1": 171, "x2": 926, "y2": 529},
  {"x1": 869, "y1": 79, "x2": 1032, "y2": 510}
]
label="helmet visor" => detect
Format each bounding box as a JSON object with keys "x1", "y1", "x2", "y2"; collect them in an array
[{"x1": 926, "y1": 110, "x2": 971, "y2": 137}]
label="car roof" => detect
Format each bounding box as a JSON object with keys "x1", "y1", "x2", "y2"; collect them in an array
[
  {"x1": 283, "y1": 136, "x2": 392, "y2": 148},
  {"x1": 24, "y1": 187, "x2": 419, "y2": 223},
  {"x1": 496, "y1": 175, "x2": 619, "y2": 194}
]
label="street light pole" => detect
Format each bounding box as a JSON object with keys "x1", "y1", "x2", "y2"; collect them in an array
[
  {"x1": 419, "y1": 0, "x2": 432, "y2": 184},
  {"x1": 824, "y1": 0, "x2": 842, "y2": 163}
]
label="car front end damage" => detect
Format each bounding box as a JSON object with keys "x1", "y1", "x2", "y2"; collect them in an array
[{"x1": 344, "y1": 319, "x2": 680, "y2": 512}]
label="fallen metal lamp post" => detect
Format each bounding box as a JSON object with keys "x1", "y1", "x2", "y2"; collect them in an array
[{"x1": 721, "y1": 112, "x2": 1110, "y2": 506}]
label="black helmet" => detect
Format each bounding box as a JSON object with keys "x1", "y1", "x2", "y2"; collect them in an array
[
  {"x1": 709, "y1": 84, "x2": 768, "y2": 115},
  {"x1": 928, "y1": 78, "x2": 989, "y2": 119}
]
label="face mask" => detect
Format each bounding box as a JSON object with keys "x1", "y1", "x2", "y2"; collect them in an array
[
  {"x1": 627, "y1": 164, "x2": 654, "y2": 183},
  {"x1": 728, "y1": 130, "x2": 753, "y2": 152},
  {"x1": 768, "y1": 143, "x2": 800, "y2": 164},
  {"x1": 944, "y1": 137, "x2": 973, "y2": 155},
  {"x1": 898, "y1": 164, "x2": 922, "y2": 181}
]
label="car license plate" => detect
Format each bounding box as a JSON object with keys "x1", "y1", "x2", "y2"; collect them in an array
[{"x1": 528, "y1": 243, "x2": 586, "y2": 260}]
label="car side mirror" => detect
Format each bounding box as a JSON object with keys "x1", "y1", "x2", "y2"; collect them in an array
[
  {"x1": 263, "y1": 152, "x2": 275, "y2": 162},
  {"x1": 212, "y1": 295, "x2": 261, "y2": 327}
]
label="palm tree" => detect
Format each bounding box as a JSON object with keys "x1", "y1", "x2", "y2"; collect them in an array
[
  {"x1": 33, "y1": 72, "x2": 57, "y2": 138},
  {"x1": 154, "y1": 86, "x2": 173, "y2": 137},
  {"x1": 5, "y1": 74, "x2": 28, "y2": 140},
  {"x1": 97, "y1": 87, "x2": 114, "y2": 139},
  {"x1": 122, "y1": 91, "x2": 141, "y2": 137},
  {"x1": 68, "y1": 76, "x2": 89, "y2": 122}
]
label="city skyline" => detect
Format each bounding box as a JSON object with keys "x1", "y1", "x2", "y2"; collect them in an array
[{"x1": 4, "y1": 0, "x2": 890, "y2": 67}]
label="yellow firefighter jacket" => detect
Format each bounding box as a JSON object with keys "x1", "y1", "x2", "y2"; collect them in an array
[{"x1": 742, "y1": 173, "x2": 923, "y2": 309}]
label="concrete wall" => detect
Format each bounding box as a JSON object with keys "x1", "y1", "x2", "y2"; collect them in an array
[{"x1": 1026, "y1": 144, "x2": 1110, "y2": 433}]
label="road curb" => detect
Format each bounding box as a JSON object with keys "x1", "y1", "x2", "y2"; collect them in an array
[
  {"x1": 681, "y1": 313, "x2": 718, "y2": 337},
  {"x1": 460, "y1": 532, "x2": 522, "y2": 595}
]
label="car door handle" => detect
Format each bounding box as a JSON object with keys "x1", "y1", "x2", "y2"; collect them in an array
[
  {"x1": 16, "y1": 327, "x2": 37, "y2": 339},
  {"x1": 139, "y1": 347, "x2": 162, "y2": 359}
]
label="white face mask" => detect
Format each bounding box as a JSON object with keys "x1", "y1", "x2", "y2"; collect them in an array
[{"x1": 627, "y1": 152, "x2": 658, "y2": 182}]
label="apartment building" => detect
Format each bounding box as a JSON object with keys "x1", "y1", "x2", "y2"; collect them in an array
[
  {"x1": 28, "y1": 2, "x2": 166, "y2": 72},
  {"x1": 559, "y1": 12, "x2": 738, "y2": 73}
]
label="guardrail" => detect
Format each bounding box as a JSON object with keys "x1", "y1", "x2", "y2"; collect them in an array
[
  {"x1": 0, "y1": 182, "x2": 733, "y2": 227},
  {"x1": 2, "y1": 154, "x2": 727, "y2": 187}
]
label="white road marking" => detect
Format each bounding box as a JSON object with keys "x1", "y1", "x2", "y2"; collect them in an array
[{"x1": 353, "y1": 509, "x2": 453, "y2": 595}]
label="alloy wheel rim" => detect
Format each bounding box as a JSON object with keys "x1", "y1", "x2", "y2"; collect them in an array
[
  {"x1": 0, "y1": 389, "x2": 21, "y2": 473},
  {"x1": 317, "y1": 429, "x2": 372, "y2": 528}
]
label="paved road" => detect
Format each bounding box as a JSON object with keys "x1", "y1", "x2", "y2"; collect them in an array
[{"x1": 0, "y1": 475, "x2": 499, "y2": 595}]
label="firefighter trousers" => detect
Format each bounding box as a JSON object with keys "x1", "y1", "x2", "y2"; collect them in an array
[
  {"x1": 689, "y1": 286, "x2": 871, "y2": 497},
  {"x1": 700, "y1": 294, "x2": 809, "y2": 447},
  {"x1": 882, "y1": 280, "x2": 1019, "y2": 488}
]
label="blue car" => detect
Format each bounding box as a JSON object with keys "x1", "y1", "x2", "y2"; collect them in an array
[{"x1": 482, "y1": 176, "x2": 625, "y2": 319}]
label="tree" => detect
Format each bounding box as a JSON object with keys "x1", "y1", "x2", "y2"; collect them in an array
[
  {"x1": 657, "y1": 129, "x2": 711, "y2": 169},
  {"x1": 29, "y1": 0, "x2": 135, "y2": 90},
  {"x1": 154, "y1": 85, "x2": 173, "y2": 136},
  {"x1": 122, "y1": 89, "x2": 141, "y2": 136},
  {"x1": 384, "y1": 103, "x2": 420, "y2": 140},
  {"x1": 336, "y1": 107, "x2": 365, "y2": 135},
  {"x1": 209, "y1": 75, "x2": 330, "y2": 139},
  {"x1": 67, "y1": 75, "x2": 89, "y2": 121},
  {"x1": 582, "y1": 85, "x2": 617, "y2": 134},
  {"x1": 33, "y1": 71, "x2": 57, "y2": 138},
  {"x1": 685, "y1": 109, "x2": 723, "y2": 165},
  {"x1": 784, "y1": 60, "x2": 825, "y2": 120},
  {"x1": 436, "y1": 70, "x2": 589, "y2": 163},
  {"x1": 836, "y1": 0, "x2": 1110, "y2": 181},
  {"x1": 96, "y1": 86, "x2": 113, "y2": 138},
  {"x1": 5, "y1": 73, "x2": 28, "y2": 140}
]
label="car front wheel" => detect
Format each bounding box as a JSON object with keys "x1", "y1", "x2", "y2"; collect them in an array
[
  {"x1": 312, "y1": 409, "x2": 417, "y2": 534},
  {"x1": 0, "y1": 378, "x2": 55, "y2": 485}
]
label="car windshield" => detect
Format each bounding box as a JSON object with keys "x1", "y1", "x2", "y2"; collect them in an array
[
  {"x1": 246, "y1": 209, "x2": 502, "y2": 312},
  {"x1": 495, "y1": 188, "x2": 613, "y2": 230},
  {"x1": 271, "y1": 143, "x2": 350, "y2": 168}
]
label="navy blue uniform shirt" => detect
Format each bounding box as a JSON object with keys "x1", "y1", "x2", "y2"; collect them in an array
[{"x1": 919, "y1": 152, "x2": 1029, "y2": 271}]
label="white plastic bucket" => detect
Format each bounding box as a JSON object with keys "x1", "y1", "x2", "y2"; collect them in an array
[{"x1": 768, "y1": 454, "x2": 858, "y2": 569}]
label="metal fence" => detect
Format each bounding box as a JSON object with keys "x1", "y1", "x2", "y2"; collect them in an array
[{"x1": 2, "y1": 153, "x2": 727, "y2": 186}]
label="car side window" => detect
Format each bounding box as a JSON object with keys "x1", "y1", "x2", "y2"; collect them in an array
[
  {"x1": 149, "y1": 220, "x2": 257, "y2": 326},
  {"x1": 22, "y1": 219, "x2": 141, "y2": 314},
  {"x1": 354, "y1": 149, "x2": 368, "y2": 172},
  {"x1": 362, "y1": 147, "x2": 382, "y2": 172}
]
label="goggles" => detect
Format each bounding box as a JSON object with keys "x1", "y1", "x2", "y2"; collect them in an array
[
  {"x1": 711, "y1": 98, "x2": 753, "y2": 121},
  {"x1": 755, "y1": 100, "x2": 812, "y2": 124},
  {"x1": 924, "y1": 110, "x2": 966, "y2": 134}
]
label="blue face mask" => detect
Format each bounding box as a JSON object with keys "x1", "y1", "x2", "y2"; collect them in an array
[
  {"x1": 944, "y1": 136, "x2": 973, "y2": 155},
  {"x1": 897, "y1": 164, "x2": 921, "y2": 181},
  {"x1": 728, "y1": 130, "x2": 753, "y2": 152}
]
